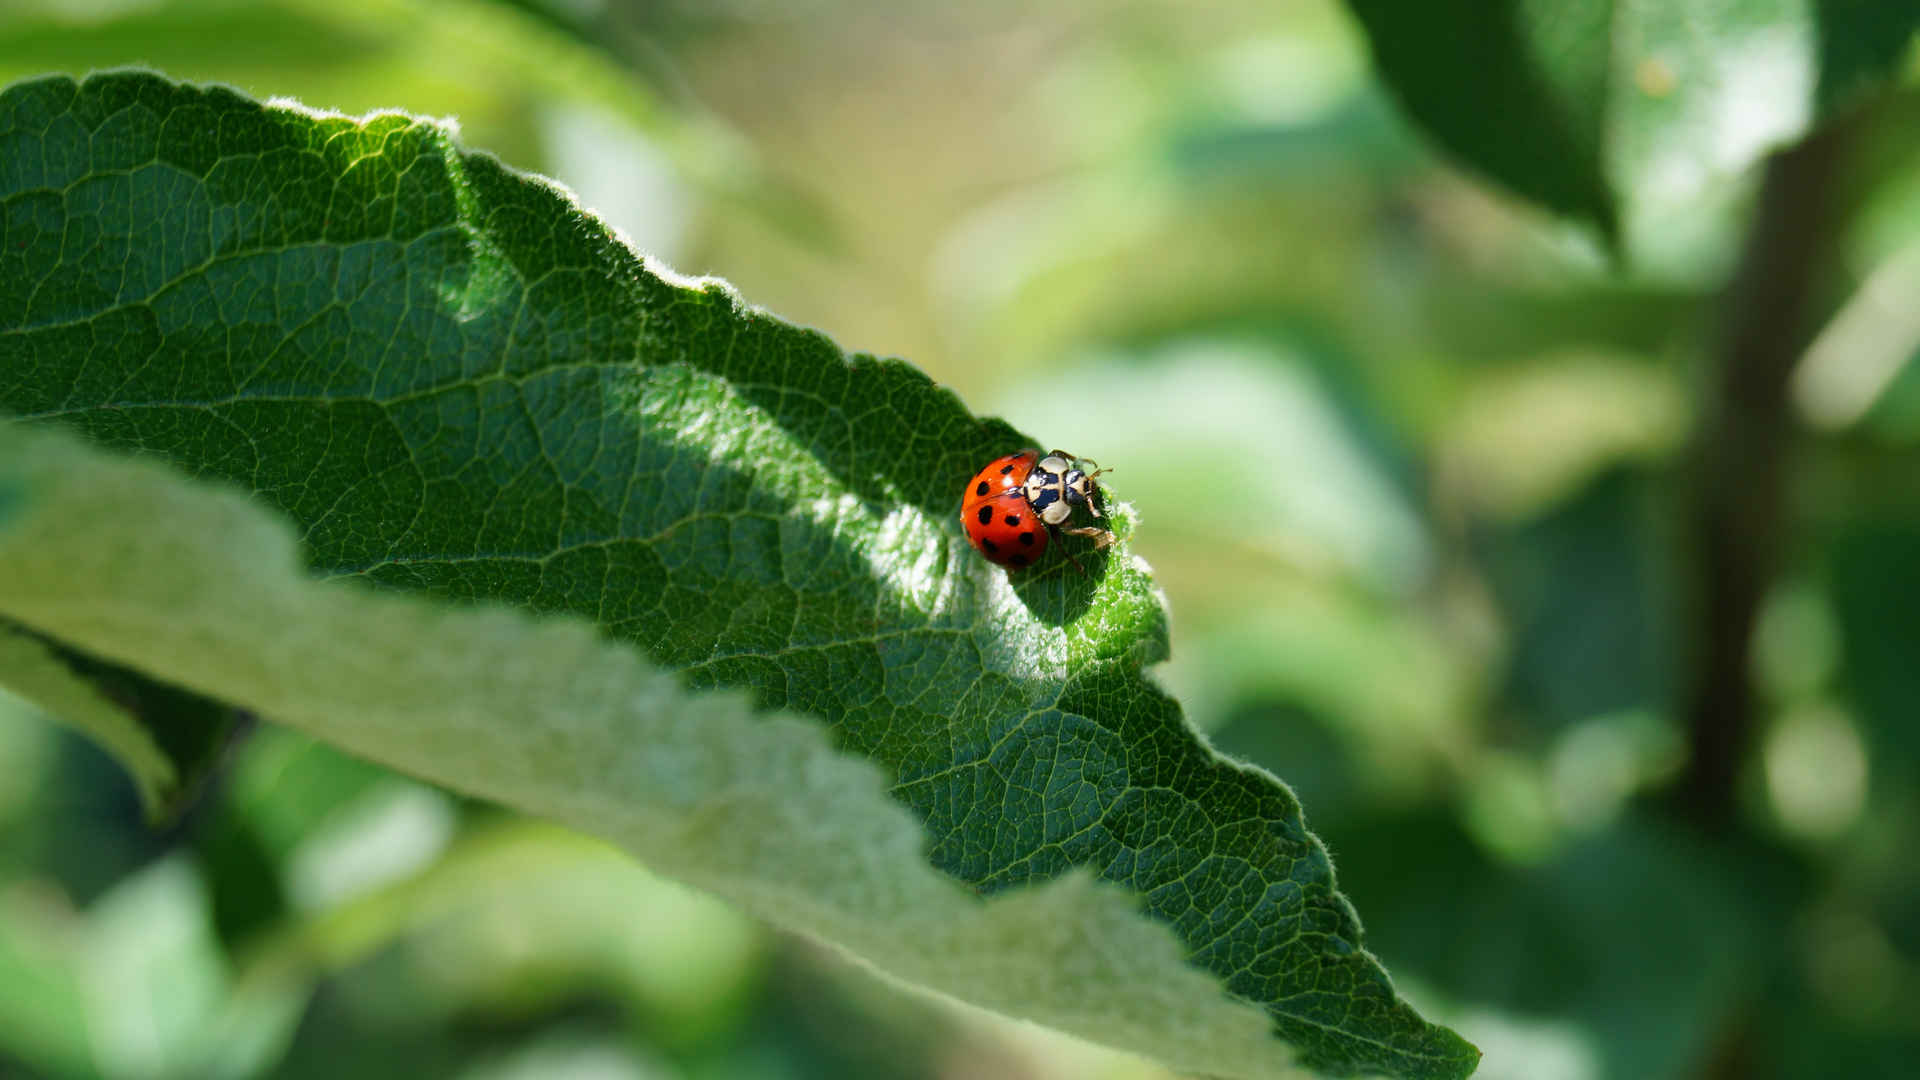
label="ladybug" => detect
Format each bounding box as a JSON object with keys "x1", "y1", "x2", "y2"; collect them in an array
[{"x1": 961, "y1": 449, "x2": 1113, "y2": 572}]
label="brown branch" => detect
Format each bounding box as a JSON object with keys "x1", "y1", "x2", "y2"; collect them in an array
[{"x1": 1676, "y1": 121, "x2": 1854, "y2": 828}]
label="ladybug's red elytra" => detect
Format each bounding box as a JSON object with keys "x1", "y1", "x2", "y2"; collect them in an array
[{"x1": 961, "y1": 449, "x2": 1113, "y2": 572}]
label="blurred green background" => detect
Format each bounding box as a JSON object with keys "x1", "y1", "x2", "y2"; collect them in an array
[{"x1": 3, "y1": 2, "x2": 1918, "y2": 1078}]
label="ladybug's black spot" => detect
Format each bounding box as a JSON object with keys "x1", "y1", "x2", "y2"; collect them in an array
[
  {"x1": 1004, "y1": 514, "x2": 1021, "y2": 527},
  {"x1": 1019, "y1": 531, "x2": 1037, "y2": 546},
  {"x1": 982, "y1": 538, "x2": 1000, "y2": 554},
  {"x1": 1000, "y1": 463, "x2": 1015, "y2": 474},
  {"x1": 975, "y1": 480, "x2": 990, "y2": 496},
  {"x1": 1009, "y1": 554, "x2": 1030, "y2": 567},
  {"x1": 977, "y1": 506, "x2": 993, "y2": 525}
]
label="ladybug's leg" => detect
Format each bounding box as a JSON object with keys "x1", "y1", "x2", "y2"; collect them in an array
[
  {"x1": 1046, "y1": 524, "x2": 1090, "y2": 576},
  {"x1": 1080, "y1": 458, "x2": 1112, "y2": 518},
  {"x1": 1059, "y1": 546, "x2": 1089, "y2": 576},
  {"x1": 1065, "y1": 526, "x2": 1115, "y2": 550}
]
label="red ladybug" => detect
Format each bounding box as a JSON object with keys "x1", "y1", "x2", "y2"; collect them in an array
[{"x1": 961, "y1": 449, "x2": 1113, "y2": 572}]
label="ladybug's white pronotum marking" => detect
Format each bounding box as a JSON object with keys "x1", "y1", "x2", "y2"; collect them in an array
[{"x1": 1022, "y1": 453, "x2": 1107, "y2": 527}]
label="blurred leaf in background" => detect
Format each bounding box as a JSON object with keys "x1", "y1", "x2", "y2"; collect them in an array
[{"x1": 2, "y1": 1, "x2": 1919, "y2": 1079}]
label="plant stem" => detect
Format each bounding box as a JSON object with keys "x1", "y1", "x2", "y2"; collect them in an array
[{"x1": 1678, "y1": 122, "x2": 1853, "y2": 828}]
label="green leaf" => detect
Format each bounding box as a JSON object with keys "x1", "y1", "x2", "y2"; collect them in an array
[
  {"x1": 1343, "y1": 0, "x2": 1920, "y2": 246},
  {"x1": 0, "y1": 881, "x2": 93, "y2": 1079},
  {"x1": 1830, "y1": 522, "x2": 1920, "y2": 772},
  {"x1": 0, "y1": 623, "x2": 240, "y2": 822},
  {"x1": 0, "y1": 71, "x2": 1477, "y2": 1079},
  {"x1": 1330, "y1": 810, "x2": 1792, "y2": 1080}
]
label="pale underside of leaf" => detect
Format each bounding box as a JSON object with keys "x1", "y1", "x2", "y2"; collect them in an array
[{"x1": 0, "y1": 421, "x2": 1303, "y2": 1079}]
